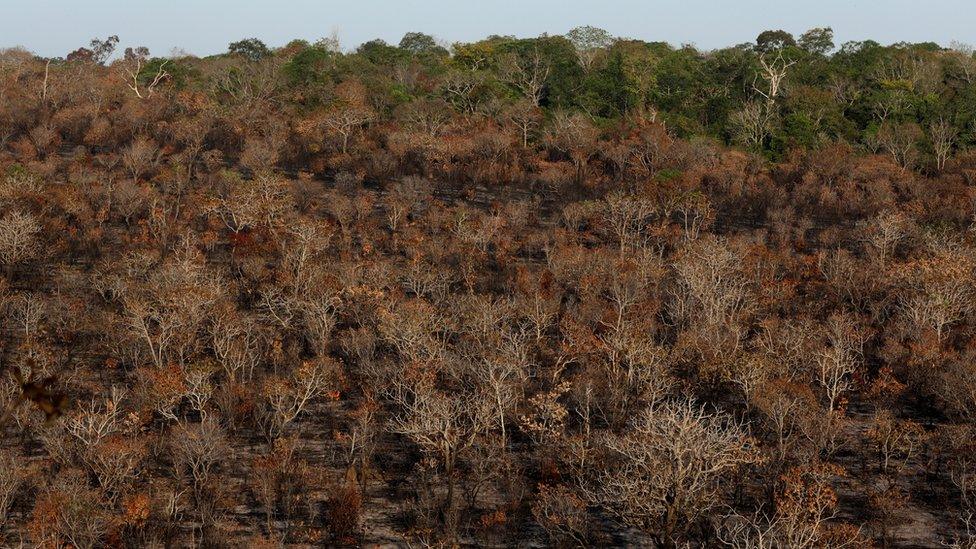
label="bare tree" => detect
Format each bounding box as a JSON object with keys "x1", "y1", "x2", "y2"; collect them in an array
[
  {"x1": 83, "y1": 435, "x2": 148, "y2": 503},
  {"x1": 566, "y1": 26, "x2": 613, "y2": 71},
  {"x1": 876, "y1": 121, "x2": 922, "y2": 170},
  {"x1": 323, "y1": 103, "x2": 375, "y2": 154},
  {"x1": 499, "y1": 47, "x2": 551, "y2": 107},
  {"x1": 814, "y1": 314, "x2": 863, "y2": 411},
  {"x1": 602, "y1": 191, "x2": 656, "y2": 257},
  {"x1": 121, "y1": 247, "x2": 221, "y2": 368},
  {"x1": 34, "y1": 471, "x2": 111, "y2": 549},
  {"x1": 377, "y1": 298, "x2": 448, "y2": 363},
  {"x1": 543, "y1": 111, "x2": 598, "y2": 181},
  {"x1": 63, "y1": 387, "x2": 128, "y2": 449},
  {"x1": 7, "y1": 292, "x2": 46, "y2": 346},
  {"x1": 208, "y1": 172, "x2": 291, "y2": 235},
  {"x1": 0, "y1": 210, "x2": 41, "y2": 278},
  {"x1": 899, "y1": 254, "x2": 974, "y2": 345},
  {"x1": 948, "y1": 42, "x2": 976, "y2": 83},
  {"x1": 397, "y1": 98, "x2": 453, "y2": 137},
  {"x1": 505, "y1": 99, "x2": 543, "y2": 148},
  {"x1": 860, "y1": 210, "x2": 910, "y2": 269},
  {"x1": 867, "y1": 409, "x2": 926, "y2": 473},
  {"x1": 718, "y1": 481, "x2": 860, "y2": 549},
  {"x1": 389, "y1": 378, "x2": 492, "y2": 509},
  {"x1": 753, "y1": 380, "x2": 814, "y2": 462},
  {"x1": 258, "y1": 357, "x2": 339, "y2": 440},
  {"x1": 171, "y1": 417, "x2": 228, "y2": 497},
  {"x1": 753, "y1": 51, "x2": 796, "y2": 107},
  {"x1": 121, "y1": 136, "x2": 161, "y2": 184},
  {"x1": 930, "y1": 118, "x2": 958, "y2": 171},
  {"x1": 118, "y1": 47, "x2": 169, "y2": 99},
  {"x1": 730, "y1": 101, "x2": 775, "y2": 149},
  {"x1": 585, "y1": 399, "x2": 759, "y2": 545},
  {"x1": 183, "y1": 363, "x2": 216, "y2": 420},
  {"x1": 441, "y1": 70, "x2": 484, "y2": 114},
  {"x1": 384, "y1": 176, "x2": 424, "y2": 241},
  {"x1": 0, "y1": 448, "x2": 30, "y2": 525},
  {"x1": 532, "y1": 483, "x2": 592, "y2": 546},
  {"x1": 669, "y1": 237, "x2": 754, "y2": 361},
  {"x1": 209, "y1": 309, "x2": 263, "y2": 382},
  {"x1": 473, "y1": 327, "x2": 533, "y2": 449}
]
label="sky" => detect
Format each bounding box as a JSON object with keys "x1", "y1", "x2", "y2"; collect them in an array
[{"x1": 1, "y1": 0, "x2": 974, "y2": 59}]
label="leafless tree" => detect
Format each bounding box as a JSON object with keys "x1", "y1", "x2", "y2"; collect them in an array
[
  {"x1": 585, "y1": 399, "x2": 759, "y2": 544},
  {"x1": 118, "y1": 47, "x2": 169, "y2": 99},
  {"x1": 441, "y1": 70, "x2": 484, "y2": 114},
  {"x1": 506, "y1": 99, "x2": 543, "y2": 148},
  {"x1": 83, "y1": 435, "x2": 148, "y2": 503},
  {"x1": 0, "y1": 210, "x2": 41, "y2": 278},
  {"x1": 112, "y1": 178, "x2": 151, "y2": 225},
  {"x1": 389, "y1": 378, "x2": 492, "y2": 508},
  {"x1": 258, "y1": 357, "x2": 339, "y2": 440},
  {"x1": 0, "y1": 448, "x2": 30, "y2": 525},
  {"x1": 473, "y1": 333, "x2": 532, "y2": 448},
  {"x1": 543, "y1": 111, "x2": 598, "y2": 181},
  {"x1": 183, "y1": 363, "x2": 216, "y2": 420},
  {"x1": 7, "y1": 291, "x2": 45, "y2": 346},
  {"x1": 499, "y1": 47, "x2": 551, "y2": 107},
  {"x1": 398, "y1": 98, "x2": 453, "y2": 137},
  {"x1": 209, "y1": 309, "x2": 263, "y2": 382},
  {"x1": 602, "y1": 191, "x2": 656, "y2": 257},
  {"x1": 323, "y1": 103, "x2": 375, "y2": 154},
  {"x1": 730, "y1": 101, "x2": 775, "y2": 149},
  {"x1": 930, "y1": 118, "x2": 957, "y2": 171},
  {"x1": 814, "y1": 314, "x2": 864, "y2": 411},
  {"x1": 38, "y1": 471, "x2": 111, "y2": 549},
  {"x1": 64, "y1": 386, "x2": 128, "y2": 448},
  {"x1": 171, "y1": 417, "x2": 229, "y2": 496},
  {"x1": 753, "y1": 380, "x2": 812, "y2": 462},
  {"x1": 121, "y1": 136, "x2": 161, "y2": 183},
  {"x1": 208, "y1": 172, "x2": 290, "y2": 235},
  {"x1": 899, "y1": 255, "x2": 974, "y2": 345},
  {"x1": 876, "y1": 121, "x2": 922, "y2": 170},
  {"x1": 753, "y1": 51, "x2": 796, "y2": 107},
  {"x1": 378, "y1": 298, "x2": 449, "y2": 364},
  {"x1": 566, "y1": 26, "x2": 613, "y2": 71},
  {"x1": 716, "y1": 501, "x2": 861, "y2": 549},
  {"x1": 121, "y1": 246, "x2": 221, "y2": 368},
  {"x1": 867, "y1": 409, "x2": 925, "y2": 473},
  {"x1": 859, "y1": 210, "x2": 910, "y2": 269},
  {"x1": 947, "y1": 42, "x2": 976, "y2": 84},
  {"x1": 669, "y1": 237, "x2": 754, "y2": 361},
  {"x1": 384, "y1": 176, "x2": 424, "y2": 240},
  {"x1": 532, "y1": 483, "x2": 592, "y2": 546}
]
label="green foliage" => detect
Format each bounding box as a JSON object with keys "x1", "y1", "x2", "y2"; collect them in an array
[
  {"x1": 756, "y1": 30, "x2": 796, "y2": 53},
  {"x1": 655, "y1": 168, "x2": 682, "y2": 182},
  {"x1": 228, "y1": 38, "x2": 270, "y2": 61},
  {"x1": 159, "y1": 29, "x2": 976, "y2": 158},
  {"x1": 579, "y1": 49, "x2": 637, "y2": 118},
  {"x1": 4, "y1": 163, "x2": 28, "y2": 179},
  {"x1": 451, "y1": 39, "x2": 505, "y2": 71},
  {"x1": 399, "y1": 32, "x2": 449, "y2": 58},
  {"x1": 566, "y1": 25, "x2": 614, "y2": 60},
  {"x1": 357, "y1": 39, "x2": 406, "y2": 66},
  {"x1": 283, "y1": 45, "x2": 335, "y2": 86},
  {"x1": 142, "y1": 58, "x2": 194, "y2": 89},
  {"x1": 799, "y1": 27, "x2": 835, "y2": 55}
]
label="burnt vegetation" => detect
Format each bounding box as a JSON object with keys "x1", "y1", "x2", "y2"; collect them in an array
[{"x1": 1, "y1": 26, "x2": 976, "y2": 547}]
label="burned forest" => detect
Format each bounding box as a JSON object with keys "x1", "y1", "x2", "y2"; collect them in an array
[{"x1": 2, "y1": 28, "x2": 976, "y2": 547}]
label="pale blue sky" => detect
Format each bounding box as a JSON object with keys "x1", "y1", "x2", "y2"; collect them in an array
[{"x1": 2, "y1": 0, "x2": 974, "y2": 58}]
